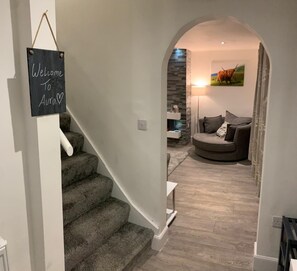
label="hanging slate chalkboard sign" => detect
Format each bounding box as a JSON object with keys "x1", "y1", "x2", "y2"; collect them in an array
[
  {"x1": 27, "y1": 48, "x2": 66, "y2": 116},
  {"x1": 26, "y1": 10, "x2": 66, "y2": 117}
]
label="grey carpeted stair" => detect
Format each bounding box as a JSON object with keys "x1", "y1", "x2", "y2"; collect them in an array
[
  {"x1": 60, "y1": 113, "x2": 154, "y2": 271},
  {"x1": 63, "y1": 173, "x2": 113, "y2": 226},
  {"x1": 62, "y1": 152, "x2": 98, "y2": 187},
  {"x1": 73, "y1": 223, "x2": 154, "y2": 271},
  {"x1": 60, "y1": 113, "x2": 71, "y2": 132},
  {"x1": 64, "y1": 197, "x2": 130, "y2": 270}
]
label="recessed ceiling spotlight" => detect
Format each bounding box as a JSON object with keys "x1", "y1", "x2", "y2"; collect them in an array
[{"x1": 221, "y1": 41, "x2": 225, "y2": 45}]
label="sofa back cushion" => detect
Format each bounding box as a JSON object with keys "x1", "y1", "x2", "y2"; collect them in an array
[
  {"x1": 231, "y1": 117, "x2": 252, "y2": 125},
  {"x1": 225, "y1": 110, "x2": 238, "y2": 123},
  {"x1": 225, "y1": 110, "x2": 252, "y2": 125},
  {"x1": 203, "y1": 115, "x2": 224, "y2": 133}
]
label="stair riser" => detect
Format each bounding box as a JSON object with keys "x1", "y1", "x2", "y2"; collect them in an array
[
  {"x1": 62, "y1": 155, "x2": 98, "y2": 187},
  {"x1": 60, "y1": 113, "x2": 71, "y2": 132},
  {"x1": 63, "y1": 176, "x2": 113, "y2": 226}
]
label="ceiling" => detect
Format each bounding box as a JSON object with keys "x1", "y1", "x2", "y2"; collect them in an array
[{"x1": 175, "y1": 18, "x2": 260, "y2": 52}]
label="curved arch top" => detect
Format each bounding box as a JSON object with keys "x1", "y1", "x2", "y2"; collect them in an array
[{"x1": 162, "y1": 15, "x2": 271, "y2": 70}]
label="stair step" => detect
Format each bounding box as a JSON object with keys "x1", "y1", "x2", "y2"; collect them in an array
[
  {"x1": 62, "y1": 152, "x2": 98, "y2": 188},
  {"x1": 64, "y1": 197, "x2": 130, "y2": 271},
  {"x1": 60, "y1": 113, "x2": 71, "y2": 132},
  {"x1": 61, "y1": 132, "x2": 84, "y2": 158},
  {"x1": 63, "y1": 173, "x2": 113, "y2": 226},
  {"x1": 73, "y1": 223, "x2": 154, "y2": 271}
]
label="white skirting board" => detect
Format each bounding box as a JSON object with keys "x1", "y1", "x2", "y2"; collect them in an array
[
  {"x1": 253, "y1": 242, "x2": 278, "y2": 271},
  {"x1": 0, "y1": 237, "x2": 9, "y2": 271},
  {"x1": 152, "y1": 225, "x2": 169, "y2": 251}
]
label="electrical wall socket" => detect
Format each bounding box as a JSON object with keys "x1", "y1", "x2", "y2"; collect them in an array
[{"x1": 272, "y1": 216, "x2": 282, "y2": 228}]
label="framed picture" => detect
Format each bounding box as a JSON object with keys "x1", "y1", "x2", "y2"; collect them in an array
[{"x1": 211, "y1": 61, "x2": 245, "y2": 86}]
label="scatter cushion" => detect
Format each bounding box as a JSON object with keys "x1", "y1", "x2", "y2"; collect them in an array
[
  {"x1": 225, "y1": 110, "x2": 238, "y2": 123},
  {"x1": 224, "y1": 124, "x2": 237, "y2": 141},
  {"x1": 216, "y1": 121, "x2": 229, "y2": 137},
  {"x1": 204, "y1": 115, "x2": 223, "y2": 133}
]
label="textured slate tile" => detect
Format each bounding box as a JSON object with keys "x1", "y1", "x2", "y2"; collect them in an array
[{"x1": 167, "y1": 49, "x2": 191, "y2": 146}]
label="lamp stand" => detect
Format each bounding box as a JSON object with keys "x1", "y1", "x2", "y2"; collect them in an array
[
  {"x1": 191, "y1": 85, "x2": 207, "y2": 134},
  {"x1": 196, "y1": 95, "x2": 200, "y2": 133}
]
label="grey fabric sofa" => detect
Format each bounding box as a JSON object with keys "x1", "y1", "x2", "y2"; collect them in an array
[{"x1": 192, "y1": 119, "x2": 251, "y2": 161}]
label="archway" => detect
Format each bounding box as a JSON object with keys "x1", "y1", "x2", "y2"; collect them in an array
[{"x1": 162, "y1": 16, "x2": 271, "y2": 270}]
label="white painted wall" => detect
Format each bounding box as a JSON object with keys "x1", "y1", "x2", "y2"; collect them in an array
[
  {"x1": 56, "y1": 0, "x2": 297, "y2": 269},
  {"x1": 56, "y1": 0, "x2": 168, "y2": 235},
  {"x1": 0, "y1": 3, "x2": 32, "y2": 270},
  {"x1": 2, "y1": 0, "x2": 64, "y2": 270},
  {"x1": 191, "y1": 49, "x2": 258, "y2": 118}
]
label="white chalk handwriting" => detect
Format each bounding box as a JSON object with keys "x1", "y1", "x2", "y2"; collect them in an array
[
  {"x1": 38, "y1": 92, "x2": 64, "y2": 108},
  {"x1": 32, "y1": 63, "x2": 63, "y2": 78}
]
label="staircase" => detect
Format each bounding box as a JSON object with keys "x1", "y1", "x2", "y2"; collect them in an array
[{"x1": 60, "y1": 113, "x2": 154, "y2": 271}]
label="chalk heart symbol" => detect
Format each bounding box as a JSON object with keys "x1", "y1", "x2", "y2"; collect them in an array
[{"x1": 56, "y1": 92, "x2": 64, "y2": 104}]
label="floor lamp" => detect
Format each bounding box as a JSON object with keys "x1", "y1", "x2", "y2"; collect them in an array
[{"x1": 191, "y1": 86, "x2": 207, "y2": 133}]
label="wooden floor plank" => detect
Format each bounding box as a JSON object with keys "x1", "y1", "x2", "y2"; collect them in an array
[{"x1": 134, "y1": 148, "x2": 259, "y2": 271}]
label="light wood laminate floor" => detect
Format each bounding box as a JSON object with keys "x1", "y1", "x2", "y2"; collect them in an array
[{"x1": 134, "y1": 148, "x2": 259, "y2": 271}]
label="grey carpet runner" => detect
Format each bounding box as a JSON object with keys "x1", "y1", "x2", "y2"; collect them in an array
[{"x1": 60, "y1": 113, "x2": 154, "y2": 271}]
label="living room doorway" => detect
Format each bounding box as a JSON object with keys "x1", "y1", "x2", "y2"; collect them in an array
[
  {"x1": 162, "y1": 16, "x2": 270, "y2": 270},
  {"x1": 166, "y1": 16, "x2": 270, "y2": 195}
]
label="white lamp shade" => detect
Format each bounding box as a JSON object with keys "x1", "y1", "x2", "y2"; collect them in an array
[{"x1": 191, "y1": 86, "x2": 207, "y2": 96}]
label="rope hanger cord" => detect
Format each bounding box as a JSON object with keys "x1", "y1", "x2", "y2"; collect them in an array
[{"x1": 32, "y1": 10, "x2": 60, "y2": 51}]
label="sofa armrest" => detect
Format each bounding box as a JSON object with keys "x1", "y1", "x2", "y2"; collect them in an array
[{"x1": 233, "y1": 124, "x2": 251, "y2": 146}]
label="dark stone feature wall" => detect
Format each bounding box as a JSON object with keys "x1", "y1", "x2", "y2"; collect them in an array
[{"x1": 167, "y1": 49, "x2": 191, "y2": 146}]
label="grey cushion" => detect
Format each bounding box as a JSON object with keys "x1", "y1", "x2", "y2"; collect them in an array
[
  {"x1": 224, "y1": 124, "x2": 237, "y2": 141},
  {"x1": 230, "y1": 117, "x2": 252, "y2": 125},
  {"x1": 193, "y1": 133, "x2": 236, "y2": 153},
  {"x1": 203, "y1": 115, "x2": 223, "y2": 133},
  {"x1": 225, "y1": 110, "x2": 238, "y2": 123},
  {"x1": 225, "y1": 110, "x2": 252, "y2": 125}
]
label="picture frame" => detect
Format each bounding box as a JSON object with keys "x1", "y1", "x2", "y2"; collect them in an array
[{"x1": 211, "y1": 61, "x2": 245, "y2": 86}]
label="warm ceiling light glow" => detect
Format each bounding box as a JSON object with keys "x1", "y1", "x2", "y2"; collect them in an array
[
  {"x1": 221, "y1": 41, "x2": 225, "y2": 45},
  {"x1": 193, "y1": 80, "x2": 208, "y2": 87}
]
